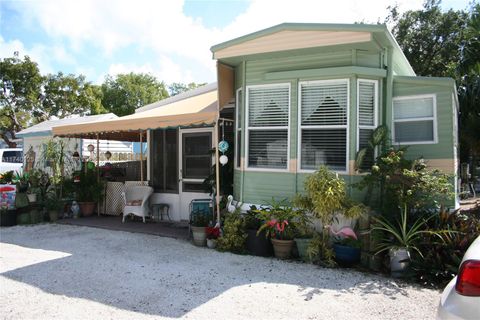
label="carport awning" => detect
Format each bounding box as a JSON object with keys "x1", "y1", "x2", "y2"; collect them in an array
[{"x1": 52, "y1": 89, "x2": 218, "y2": 141}]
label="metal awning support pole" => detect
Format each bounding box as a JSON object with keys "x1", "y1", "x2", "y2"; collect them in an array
[
  {"x1": 214, "y1": 119, "x2": 221, "y2": 226},
  {"x1": 140, "y1": 130, "x2": 144, "y2": 182},
  {"x1": 96, "y1": 133, "x2": 100, "y2": 216}
]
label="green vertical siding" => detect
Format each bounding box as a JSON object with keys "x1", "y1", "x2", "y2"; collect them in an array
[{"x1": 392, "y1": 80, "x2": 454, "y2": 160}]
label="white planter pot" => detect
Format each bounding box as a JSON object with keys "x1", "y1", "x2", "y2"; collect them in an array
[
  {"x1": 27, "y1": 193, "x2": 37, "y2": 203},
  {"x1": 207, "y1": 238, "x2": 217, "y2": 249},
  {"x1": 390, "y1": 248, "x2": 410, "y2": 277}
]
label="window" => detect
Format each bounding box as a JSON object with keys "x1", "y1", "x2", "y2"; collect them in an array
[
  {"x1": 182, "y1": 131, "x2": 212, "y2": 192},
  {"x1": 357, "y1": 79, "x2": 378, "y2": 170},
  {"x1": 299, "y1": 79, "x2": 348, "y2": 172},
  {"x1": 235, "y1": 88, "x2": 242, "y2": 168},
  {"x1": 393, "y1": 94, "x2": 437, "y2": 144},
  {"x1": 151, "y1": 129, "x2": 178, "y2": 193},
  {"x1": 246, "y1": 84, "x2": 290, "y2": 170}
]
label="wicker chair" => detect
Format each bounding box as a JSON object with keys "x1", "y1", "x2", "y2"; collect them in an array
[{"x1": 121, "y1": 186, "x2": 153, "y2": 223}]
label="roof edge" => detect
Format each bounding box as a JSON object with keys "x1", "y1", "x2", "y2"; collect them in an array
[{"x1": 210, "y1": 22, "x2": 385, "y2": 53}]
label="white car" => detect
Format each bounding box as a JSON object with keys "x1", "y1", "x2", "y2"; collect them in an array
[
  {"x1": 0, "y1": 148, "x2": 23, "y2": 174},
  {"x1": 437, "y1": 235, "x2": 480, "y2": 319}
]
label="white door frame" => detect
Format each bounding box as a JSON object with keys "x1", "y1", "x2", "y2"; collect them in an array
[{"x1": 178, "y1": 127, "x2": 214, "y2": 220}]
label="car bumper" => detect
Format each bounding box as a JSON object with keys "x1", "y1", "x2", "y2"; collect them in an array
[{"x1": 437, "y1": 277, "x2": 480, "y2": 320}]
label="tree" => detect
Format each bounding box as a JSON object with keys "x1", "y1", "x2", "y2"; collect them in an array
[
  {"x1": 41, "y1": 72, "x2": 106, "y2": 120},
  {"x1": 386, "y1": 0, "x2": 468, "y2": 78},
  {"x1": 0, "y1": 55, "x2": 43, "y2": 147},
  {"x1": 168, "y1": 82, "x2": 207, "y2": 96},
  {"x1": 101, "y1": 73, "x2": 169, "y2": 116}
]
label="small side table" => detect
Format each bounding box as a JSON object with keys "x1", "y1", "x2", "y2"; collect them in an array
[{"x1": 151, "y1": 203, "x2": 171, "y2": 221}]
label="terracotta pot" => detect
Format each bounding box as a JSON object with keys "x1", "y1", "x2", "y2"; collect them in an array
[
  {"x1": 191, "y1": 226, "x2": 206, "y2": 246},
  {"x1": 78, "y1": 202, "x2": 96, "y2": 216},
  {"x1": 271, "y1": 238, "x2": 294, "y2": 259}
]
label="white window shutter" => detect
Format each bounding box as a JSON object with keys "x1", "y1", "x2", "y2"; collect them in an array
[
  {"x1": 299, "y1": 80, "x2": 349, "y2": 172},
  {"x1": 247, "y1": 84, "x2": 290, "y2": 170}
]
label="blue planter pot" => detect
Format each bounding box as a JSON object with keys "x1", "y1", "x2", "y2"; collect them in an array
[{"x1": 333, "y1": 244, "x2": 361, "y2": 266}]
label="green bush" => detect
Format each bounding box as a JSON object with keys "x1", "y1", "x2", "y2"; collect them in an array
[{"x1": 217, "y1": 211, "x2": 247, "y2": 254}]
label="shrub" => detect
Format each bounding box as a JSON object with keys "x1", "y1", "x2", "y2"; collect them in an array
[
  {"x1": 409, "y1": 207, "x2": 480, "y2": 287},
  {"x1": 217, "y1": 211, "x2": 247, "y2": 254}
]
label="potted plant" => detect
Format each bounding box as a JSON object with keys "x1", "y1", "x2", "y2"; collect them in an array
[
  {"x1": 331, "y1": 230, "x2": 362, "y2": 266},
  {"x1": 44, "y1": 190, "x2": 62, "y2": 222},
  {"x1": 256, "y1": 199, "x2": 301, "y2": 259},
  {"x1": 75, "y1": 168, "x2": 104, "y2": 216},
  {"x1": 13, "y1": 171, "x2": 29, "y2": 193},
  {"x1": 216, "y1": 211, "x2": 247, "y2": 253},
  {"x1": 371, "y1": 204, "x2": 441, "y2": 277},
  {"x1": 206, "y1": 226, "x2": 220, "y2": 249},
  {"x1": 244, "y1": 206, "x2": 273, "y2": 256},
  {"x1": 191, "y1": 213, "x2": 209, "y2": 246},
  {"x1": 294, "y1": 166, "x2": 365, "y2": 266},
  {"x1": 294, "y1": 219, "x2": 315, "y2": 262}
]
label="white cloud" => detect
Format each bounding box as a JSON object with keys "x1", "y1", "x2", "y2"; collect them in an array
[
  {"x1": 105, "y1": 56, "x2": 196, "y2": 85},
  {"x1": 5, "y1": 0, "x2": 428, "y2": 83}
]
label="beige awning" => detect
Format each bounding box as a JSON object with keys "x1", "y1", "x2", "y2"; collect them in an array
[{"x1": 52, "y1": 89, "x2": 218, "y2": 141}]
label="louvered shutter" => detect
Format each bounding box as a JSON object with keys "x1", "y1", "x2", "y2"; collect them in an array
[
  {"x1": 358, "y1": 81, "x2": 375, "y2": 126},
  {"x1": 247, "y1": 85, "x2": 289, "y2": 170},
  {"x1": 236, "y1": 89, "x2": 243, "y2": 168},
  {"x1": 299, "y1": 80, "x2": 348, "y2": 172},
  {"x1": 357, "y1": 80, "x2": 377, "y2": 170}
]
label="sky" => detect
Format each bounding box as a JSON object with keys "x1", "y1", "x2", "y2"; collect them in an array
[{"x1": 0, "y1": 0, "x2": 471, "y2": 86}]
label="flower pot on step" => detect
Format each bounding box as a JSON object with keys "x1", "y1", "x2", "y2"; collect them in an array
[
  {"x1": 191, "y1": 226, "x2": 207, "y2": 246},
  {"x1": 247, "y1": 229, "x2": 273, "y2": 256},
  {"x1": 271, "y1": 238, "x2": 294, "y2": 259}
]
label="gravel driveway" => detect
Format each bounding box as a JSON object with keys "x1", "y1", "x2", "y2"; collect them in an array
[{"x1": 0, "y1": 224, "x2": 440, "y2": 320}]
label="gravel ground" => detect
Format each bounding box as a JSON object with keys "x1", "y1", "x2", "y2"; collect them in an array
[{"x1": 0, "y1": 224, "x2": 441, "y2": 320}]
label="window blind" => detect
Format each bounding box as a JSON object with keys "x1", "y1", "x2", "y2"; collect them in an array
[
  {"x1": 247, "y1": 84, "x2": 290, "y2": 170},
  {"x1": 357, "y1": 80, "x2": 377, "y2": 170},
  {"x1": 358, "y1": 81, "x2": 375, "y2": 126},
  {"x1": 299, "y1": 80, "x2": 348, "y2": 172},
  {"x1": 236, "y1": 89, "x2": 243, "y2": 168},
  {"x1": 248, "y1": 86, "x2": 289, "y2": 127},
  {"x1": 301, "y1": 81, "x2": 348, "y2": 126},
  {"x1": 393, "y1": 95, "x2": 436, "y2": 144}
]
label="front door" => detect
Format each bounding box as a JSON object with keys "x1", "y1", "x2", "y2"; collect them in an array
[{"x1": 178, "y1": 128, "x2": 214, "y2": 221}]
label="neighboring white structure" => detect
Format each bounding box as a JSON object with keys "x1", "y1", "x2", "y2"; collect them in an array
[{"x1": 16, "y1": 114, "x2": 134, "y2": 170}]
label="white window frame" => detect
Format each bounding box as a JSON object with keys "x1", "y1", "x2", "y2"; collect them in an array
[
  {"x1": 297, "y1": 78, "x2": 350, "y2": 174},
  {"x1": 235, "y1": 88, "x2": 243, "y2": 169},
  {"x1": 392, "y1": 94, "x2": 438, "y2": 145},
  {"x1": 245, "y1": 83, "x2": 291, "y2": 172},
  {"x1": 356, "y1": 79, "x2": 379, "y2": 152}
]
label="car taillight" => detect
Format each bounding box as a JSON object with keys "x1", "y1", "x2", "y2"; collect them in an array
[{"x1": 455, "y1": 259, "x2": 480, "y2": 296}]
